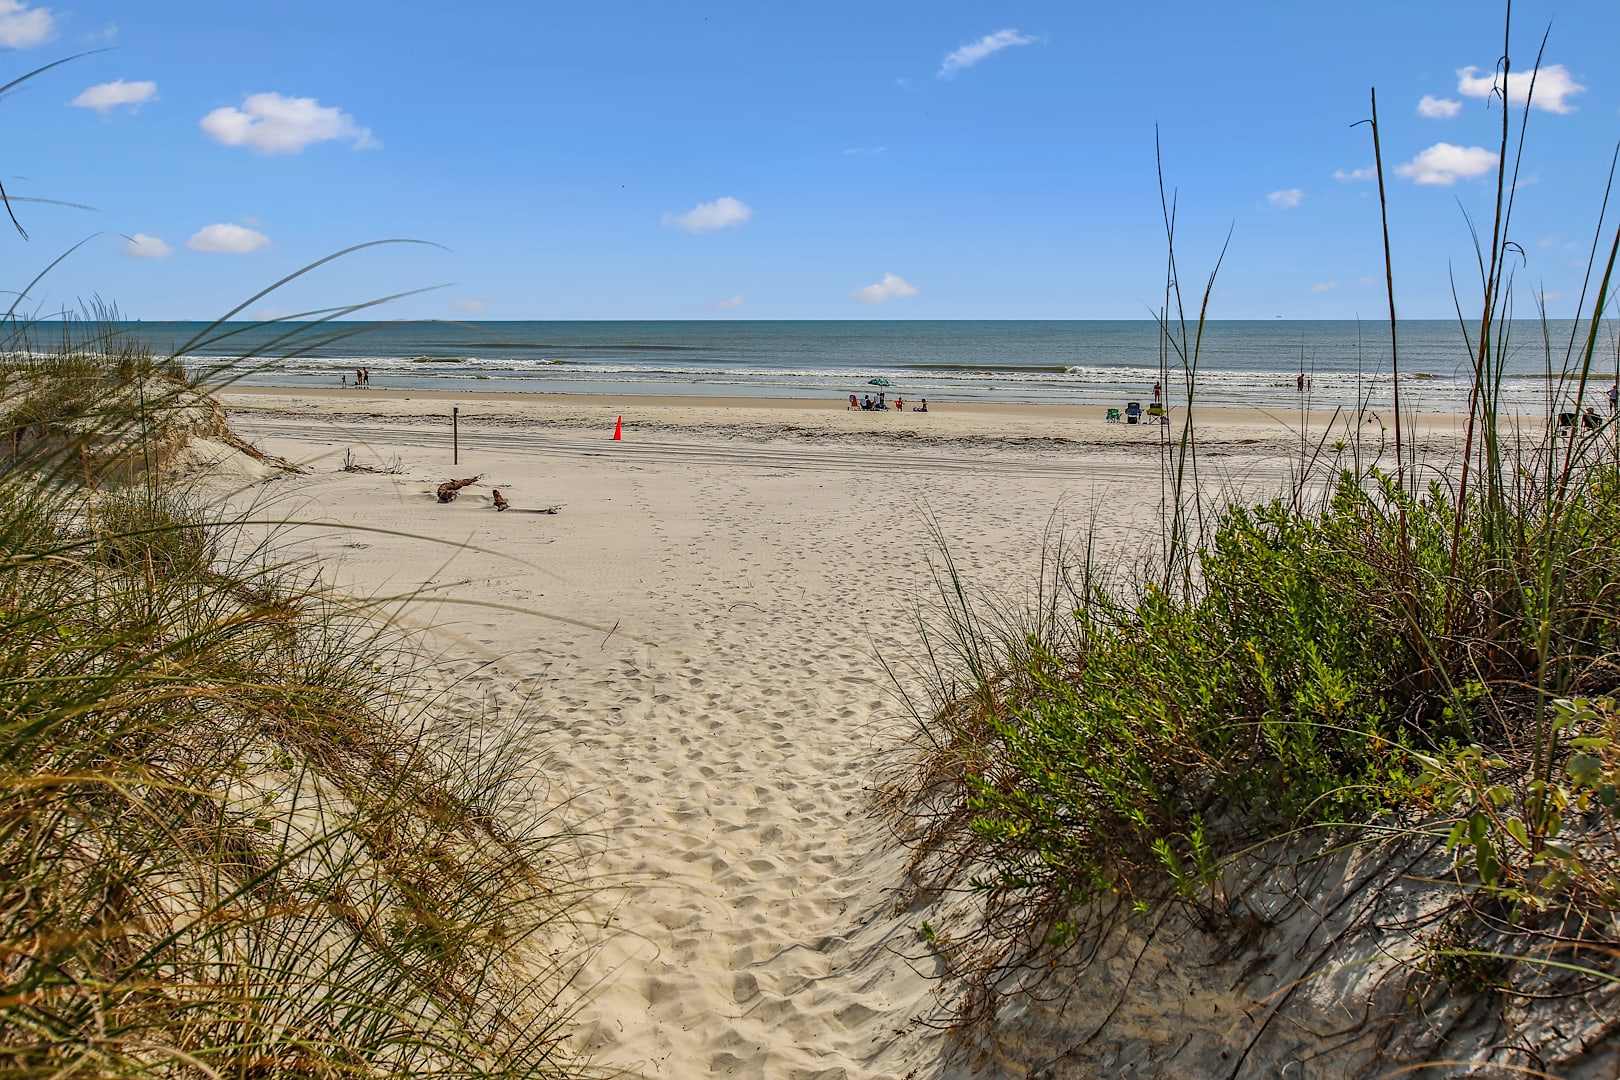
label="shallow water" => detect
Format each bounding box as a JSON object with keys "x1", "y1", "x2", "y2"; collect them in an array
[{"x1": 98, "y1": 318, "x2": 1620, "y2": 411}]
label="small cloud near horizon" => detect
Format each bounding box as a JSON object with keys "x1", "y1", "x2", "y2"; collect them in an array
[
  {"x1": 1417, "y1": 94, "x2": 1462, "y2": 119},
  {"x1": 72, "y1": 79, "x2": 158, "y2": 116},
  {"x1": 1267, "y1": 188, "x2": 1304, "y2": 209},
  {"x1": 0, "y1": 0, "x2": 53, "y2": 48},
  {"x1": 201, "y1": 92, "x2": 379, "y2": 154},
  {"x1": 124, "y1": 233, "x2": 172, "y2": 258},
  {"x1": 1457, "y1": 63, "x2": 1585, "y2": 114},
  {"x1": 662, "y1": 196, "x2": 753, "y2": 234},
  {"x1": 1395, "y1": 142, "x2": 1497, "y2": 186},
  {"x1": 450, "y1": 297, "x2": 489, "y2": 314},
  {"x1": 714, "y1": 294, "x2": 746, "y2": 310},
  {"x1": 853, "y1": 273, "x2": 918, "y2": 304},
  {"x1": 939, "y1": 28, "x2": 1036, "y2": 78},
  {"x1": 1311, "y1": 280, "x2": 1339, "y2": 293},
  {"x1": 1357, "y1": 275, "x2": 1377, "y2": 287},
  {"x1": 843, "y1": 146, "x2": 887, "y2": 156},
  {"x1": 187, "y1": 223, "x2": 270, "y2": 254},
  {"x1": 1333, "y1": 166, "x2": 1375, "y2": 182}
]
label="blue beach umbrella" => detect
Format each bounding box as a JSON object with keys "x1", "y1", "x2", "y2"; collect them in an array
[{"x1": 867, "y1": 377, "x2": 893, "y2": 387}]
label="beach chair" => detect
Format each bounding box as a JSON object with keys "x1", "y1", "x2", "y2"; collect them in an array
[
  {"x1": 1124, "y1": 401, "x2": 1142, "y2": 425},
  {"x1": 1147, "y1": 402, "x2": 1165, "y2": 418},
  {"x1": 1105, "y1": 407, "x2": 1121, "y2": 423}
]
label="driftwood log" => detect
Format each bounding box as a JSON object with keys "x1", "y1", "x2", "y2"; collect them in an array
[
  {"x1": 436, "y1": 475, "x2": 481, "y2": 503},
  {"x1": 492, "y1": 488, "x2": 509, "y2": 511}
]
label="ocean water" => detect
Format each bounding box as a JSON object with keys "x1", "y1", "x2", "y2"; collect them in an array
[{"x1": 102, "y1": 319, "x2": 1619, "y2": 412}]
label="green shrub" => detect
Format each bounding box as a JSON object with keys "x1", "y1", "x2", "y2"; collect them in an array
[{"x1": 905, "y1": 458, "x2": 1620, "y2": 928}]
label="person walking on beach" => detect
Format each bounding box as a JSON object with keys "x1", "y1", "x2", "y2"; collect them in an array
[
  {"x1": 1297, "y1": 373, "x2": 1305, "y2": 393},
  {"x1": 1609, "y1": 382, "x2": 1617, "y2": 415},
  {"x1": 1152, "y1": 380, "x2": 1161, "y2": 400}
]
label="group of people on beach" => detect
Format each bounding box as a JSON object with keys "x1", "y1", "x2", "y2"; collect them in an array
[
  {"x1": 849, "y1": 392, "x2": 927, "y2": 412},
  {"x1": 343, "y1": 368, "x2": 372, "y2": 387},
  {"x1": 1570, "y1": 383, "x2": 1620, "y2": 431}
]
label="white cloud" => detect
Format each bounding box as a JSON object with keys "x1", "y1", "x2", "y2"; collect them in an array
[
  {"x1": 1394, "y1": 142, "x2": 1498, "y2": 186},
  {"x1": 1311, "y1": 280, "x2": 1340, "y2": 294},
  {"x1": 123, "y1": 233, "x2": 172, "y2": 258},
  {"x1": 0, "y1": 0, "x2": 53, "y2": 47},
  {"x1": 1457, "y1": 63, "x2": 1585, "y2": 114},
  {"x1": 852, "y1": 273, "x2": 918, "y2": 304},
  {"x1": 71, "y1": 79, "x2": 158, "y2": 116},
  {"x1": 1416, "y1": 94, "x2": 1462, "y2": 119},
  {"x1": 200, "y1": 92, "x2": 379, "y2": 155},
  {"x1": 1334, "y1": 166, "x2": 1376, "y2": 182},
  {"x1": 662, "y1": 196, "x2": 753, "y2": 234},
  {"x1": 187, "y1": 223, "x2": 270, "y2": 254},
  {"x1": 939, "y1": 28, "x2": 1036, "y2": 78},
  {"x1": 1267, "y1": 188, "x2": 1304, "y2": 209},
  {"x1": 450, "y1": 297, "x2": 487, "y2": 314},
  {"x1": 1357, "y1": 275, "x2": 1377, "y2": 287},
  {"x1": 715, "y1": 294, "x2": 745, "y2": 310},
  {"x1": 843, "y1": 146, "x2": 887, "y2": 156}
]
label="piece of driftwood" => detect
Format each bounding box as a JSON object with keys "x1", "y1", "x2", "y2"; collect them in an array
[
  {"x1": 343, "y1": 449, "x2": 404, "y2": 474},
  {"x1": 436, "y1": 475, "x2": 481, "y2": 503},
  {"x1": 492, "y1": 488, "x2": 509, "y2": 511}
]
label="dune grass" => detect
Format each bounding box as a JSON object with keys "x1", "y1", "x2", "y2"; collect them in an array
[
  {"x1": 0, "y1": 323, "x2": 592, "y2": 1076},
  {"x1": 884, "y1": 8, "x2": 1620, "y2": 1046}
]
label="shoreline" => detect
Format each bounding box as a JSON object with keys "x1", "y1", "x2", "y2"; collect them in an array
[{"x1": 217, "y1": 384, "x2": 1478, "y2": 441}]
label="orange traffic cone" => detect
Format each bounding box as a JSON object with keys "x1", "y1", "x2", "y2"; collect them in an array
[{"x1": 612, "y1": 415, "x2": 623, "y2": 440}]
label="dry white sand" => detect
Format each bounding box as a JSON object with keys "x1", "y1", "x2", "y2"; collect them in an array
[{"x1": 208, "y1": 390, "x2": 1467, "y2": 1079}]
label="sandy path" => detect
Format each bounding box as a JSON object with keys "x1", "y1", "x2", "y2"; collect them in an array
[{"x1": 215, "y1": 405, "x2": 1302, "y2": 1078}]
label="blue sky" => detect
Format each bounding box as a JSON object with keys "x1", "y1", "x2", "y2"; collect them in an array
[{"x1": 7, "y1": 1, "x2": 1620, "y2": 320}]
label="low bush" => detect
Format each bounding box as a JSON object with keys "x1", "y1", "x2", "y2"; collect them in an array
[{"x1": 901, "y1": 464, "x2": 1620, "y2": 922}]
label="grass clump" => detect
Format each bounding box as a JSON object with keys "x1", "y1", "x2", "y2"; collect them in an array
[
  {"x1": 1, "y1": 328, "x2": 228, "y2": 481},
  {"x1": 0, "y1": 343, "x2": 590, "y2": 1076},
  {"x1": 898, "y1": 466, "x2": 1620, "y2": 917}
]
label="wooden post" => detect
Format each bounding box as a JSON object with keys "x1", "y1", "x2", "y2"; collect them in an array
[{"x1": 452, "y1": 406, "x2": 459, "y2": 465}]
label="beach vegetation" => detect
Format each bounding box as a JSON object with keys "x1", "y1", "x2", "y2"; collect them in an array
[
  {"x1": 0, "y1": 344, "x2": 591, "y2": 1076},
  {"x1": 885, "y1": 7, "x2": 1620, "y2": 1060}
]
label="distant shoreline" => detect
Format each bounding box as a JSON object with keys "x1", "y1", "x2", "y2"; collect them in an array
[{"x1": 217, "y1": 384, "x2": 1480, "y2": 441}]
